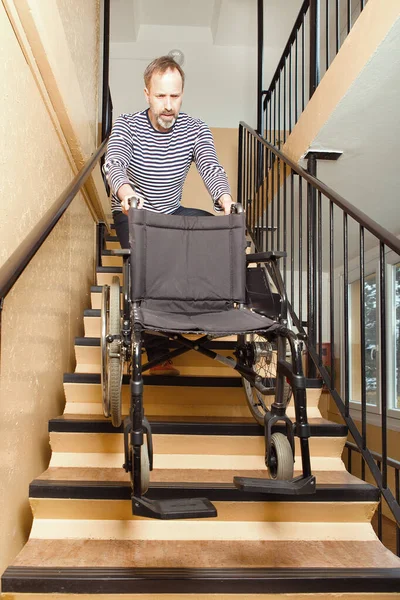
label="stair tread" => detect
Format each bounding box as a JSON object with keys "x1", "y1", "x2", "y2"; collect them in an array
[
  {"x1": 37, "y1": 466, "x2": 367, "y2": 486},
  {"x1": 10, "y1": 538, "x2": 400, "y2": 570}
]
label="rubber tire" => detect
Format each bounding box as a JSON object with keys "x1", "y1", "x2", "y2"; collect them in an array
[
  {"x1": 128, "y1": 437, "x2": 150, "y2": 495},
  {"x1": 268, "y1": 432, "x2": 294, "y2": 480},
  {"x1": 141, "y1": 436, "x2": 150, "y2": 494},
  {"x1": 101, "y1": 285, "x2": 110, "y2": 418},
  {"x1": 109, "y1": 277, "x2": 122, "y2": 428}
]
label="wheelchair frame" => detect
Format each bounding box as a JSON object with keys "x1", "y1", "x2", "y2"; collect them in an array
[{"x1": 101, "y1": 203, "x2": 316, "y2": 520}]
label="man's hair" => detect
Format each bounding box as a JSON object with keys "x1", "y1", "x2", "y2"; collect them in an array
[{"x1": 144, "y1": 56, "x2": 185, "y2": 90}]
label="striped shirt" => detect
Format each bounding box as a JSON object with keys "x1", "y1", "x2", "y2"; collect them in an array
[{"x1": 104, "y1": 110, "x2": 231, "y2": 214}]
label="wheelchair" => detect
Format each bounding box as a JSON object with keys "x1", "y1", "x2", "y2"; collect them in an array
[{"x1": 101, "y1": 200, "x2": 315, "y2": 520}]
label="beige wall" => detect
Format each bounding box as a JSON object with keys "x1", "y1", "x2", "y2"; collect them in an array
[
  {"x1": 181, "y1": 128, "x2": 238, "y2": 212},
  {"x1": 0, "y1": 0, "x2": 100, "y2": 581}
]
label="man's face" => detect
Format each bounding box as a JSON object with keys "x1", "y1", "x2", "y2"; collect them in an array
[{"x1": 145, "y1": 68, "x2": 183, "y2": 132}]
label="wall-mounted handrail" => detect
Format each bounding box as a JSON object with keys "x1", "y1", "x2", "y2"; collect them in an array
[
  {"x1": 0, "y1": 0, "x2": 113, "y2": 302},
  {"x1": 0, "y1": 139, "x2": 108, "y2": 300}
]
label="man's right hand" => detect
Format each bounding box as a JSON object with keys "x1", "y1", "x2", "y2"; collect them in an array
[
  {"x1": 117, "y1": 184, "x2": 145, "y2": 214},
  {"x1": 121, "y1": 194, "x2": 145, "y2": 214}
]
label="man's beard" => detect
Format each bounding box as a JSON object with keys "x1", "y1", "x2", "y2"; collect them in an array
[{"x1": 157, "y1": 114, "x2": 176, "y2": 130}]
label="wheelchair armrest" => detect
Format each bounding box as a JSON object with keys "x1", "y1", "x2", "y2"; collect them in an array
[
  {"x1": 110, "y1": 249, "x2": 131, "y2": 256},
  {"x1": 246, "y1": 251, "x2": 287, "y2": 263}
]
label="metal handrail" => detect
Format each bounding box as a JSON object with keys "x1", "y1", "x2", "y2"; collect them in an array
[
  {"x1": 238, "y1": 120, "x2": 400, "y2": 532},
  {"x1": 346, "y1": 441, "x2": 400, "y2": 473},
  {"x1": 239, "y1": 122, "x2": 400, "y2": 255},
  {"x1": 264, "y1": 0, "x2": 310, "y2": 93},
  {"x1": 0, "y1": 139, "x2": 108, "y2": 300}
]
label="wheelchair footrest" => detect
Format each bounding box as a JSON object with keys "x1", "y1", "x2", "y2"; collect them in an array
[
  {"x1": 233, "y1": 475, "x2": 316, "y2": 495},
  {"x1": 132, "y1": 496, "x2": 217, "y2": 520}
]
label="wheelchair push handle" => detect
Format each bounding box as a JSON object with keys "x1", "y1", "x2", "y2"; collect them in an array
[{"x1": 230, "y1": 202, "x2": 244, "y2": 215}]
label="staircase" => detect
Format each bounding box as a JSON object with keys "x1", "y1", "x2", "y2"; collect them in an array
[{"x1": 2, "y1": 225, "x2": 400, "y2": 599}]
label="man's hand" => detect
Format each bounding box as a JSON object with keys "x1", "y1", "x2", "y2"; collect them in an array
[
  {"x1": 117, "y1": 184, "x2": 145, "y2": 215},
  {"x1": 218, "y1": 194, "x2": 234, "y2": 215}
]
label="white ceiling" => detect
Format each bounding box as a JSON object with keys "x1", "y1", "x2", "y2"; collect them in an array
[{"x1": 110, "y1": 0, "x2": 302, "y2": 47}]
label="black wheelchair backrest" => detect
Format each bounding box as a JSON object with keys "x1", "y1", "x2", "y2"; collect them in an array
[{"x1": 128, "y1": 209, "x2": 247, "y2": 313}]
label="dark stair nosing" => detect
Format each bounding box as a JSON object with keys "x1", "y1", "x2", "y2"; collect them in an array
[
  {"x1": 96, "y1": 266, "x2": 122, "y2": 274},
  {"x1": 29, "y1": 480, "x2": 380, "y2": 503},
  {"x1": 48, "y1": 415, "x2": 348, "y2": 437},
  {"x1": 3, "y1": 566, "x2": 400, "y2": 594},
  {"x1": 63, "y1": 372, "x2": 242, "y2": 387}
]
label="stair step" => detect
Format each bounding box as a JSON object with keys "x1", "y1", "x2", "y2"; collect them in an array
[
  {"x1": 49, "y1": 414, "x2": 348, "y2": 437},
  {"x1": 96, "y1": 266, "x2": 123, "y2": 286},
  {"x1": 101, "y1": 249, "x2": 123, "y2": 267},
  {"x1": 4, "y1": 541, "x2": 400, "y2": 595},
  {"x1": 30, "y1": 475, "x2": 379, "y2": 503}
]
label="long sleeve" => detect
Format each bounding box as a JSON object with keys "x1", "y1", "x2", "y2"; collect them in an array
[
  {"x1": 103, "y1": 114, "x2": 134, "y2": 197},
  {"x1": 193, "y1": 123, "x2": 231, "y2": 212}
]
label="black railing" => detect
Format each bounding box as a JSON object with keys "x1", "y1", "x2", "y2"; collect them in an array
[
  {"x1": 346, "y1": 441, "x2": 400, "y2": 556},
  {"x1": 238, "y1": 121, "x2": 400, "y2": 545},
  {"x1": 260, "y1": 0, "x2": 368, "y2": 148},
  {"x1": 0, "y1": 0, "x2": 112, "y2": 337}
]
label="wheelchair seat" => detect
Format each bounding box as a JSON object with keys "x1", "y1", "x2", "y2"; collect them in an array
[{"x1": 129, "y1": 209, "x2": 284, "y2": 336}]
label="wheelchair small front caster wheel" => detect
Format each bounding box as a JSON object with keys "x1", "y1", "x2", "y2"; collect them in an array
[
  {"x1": 129, "y1": 438, "x2": 150, "y2": 494},
  {"x1": 266, "y1": 432, "x2": 294, "y2": 480}
]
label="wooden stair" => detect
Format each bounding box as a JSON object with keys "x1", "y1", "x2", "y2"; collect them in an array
[{"x1": 3, "y1": 229, "x2": 400, "y2": 599}]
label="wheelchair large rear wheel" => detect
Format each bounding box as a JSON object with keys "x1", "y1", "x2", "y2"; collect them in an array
[
  {"x1": 242, "y1": 334, "x2": 292, "y2": 426},
  {"x1": 109, "y1": 277, "x2": 123, "y2": 427},
  {"x1": 101, "y1": 277, "x2": 123, "y2": 427}
]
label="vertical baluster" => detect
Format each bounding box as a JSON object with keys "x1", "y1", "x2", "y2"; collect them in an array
[
  {"x1": 377, "y1": 460, "x2": 383, "y2": 541},
  {"x1": 260, "y1": 141, "x2": 266, "y2": 252},
  {"x1": 252, "y1": 136, "x2": 256, "y2": 237},
  {"x1": 326, "y1": 0, "x2": 330, "y2": 70},
  {"x1": 291, "y1": 172, "x2": 295, "y2": 305},
  {"x1": 360, "y1": 225, "x2": 367, "y2": 479},
  {"x1": 330, "y1": 200, "x2": 335, "y2": 389},
  {"x1": 283, "y1": 59, "x2": 287, "y2": 145},
  {"x1": 237, "y1": 124, "x2": 243, "y2": 206},
  {"x1": 318, "y1": 191, "x2": 322, "y2": 364},
  {"x1": 347, "y1": 0, "x2": 351, "y2": 34},
  {"x1": 274, "y1": 87, "x2": 277, "y2": 147},
  {"x1": 283, "y1": 162, "x2": 288, "y2": 283},
  {"x1": 269, "y1": 93, "x2": 272, "y2": 146},
  {"x1": 302, "y1": 17, "x2": 305, "y2": 112},
  {"x1": 336, "y1": 0, "x2": 340, "y2": 53},
  {"x1": 299, "y1": 176, "x2": 303, "y2": 323},
  {"x1": 247, "y1": 131, "x2": 251, "y2": 227},
  {"x1": 277, "y1": 157, "x2": 281, "y2": 250},
  {"x1": 396, "y1": 469, "x2": 400, "y2": 557},
  {"x1": 271, "y1": 148, "x2": 275, "y2": 250},
  {"x1": 343, "y1": 213, "x2": 349, "y2": 417},
  {"x1": 361, "y1": 0, "x2": 365, "y2": 10},
  {"x1": 380, "y1": 243, "x2": 388, "y2": 490},
  {"x1": 295, "y1": 33, "x2": 298, "y2": 123},
  {"x1": 289, "y1": 48, "x2": 292, "y2": 134},
  {"x1": 265, "y1": 147, "x2": 270, "y2": 252},
  {"x1": 278, "y1": 75, "x2": 281, "y2": 148}
]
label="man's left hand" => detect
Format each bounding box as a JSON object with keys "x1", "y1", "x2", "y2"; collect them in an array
[{"x1": 218, "y1": 194, "x2": 234, "y2": 215}]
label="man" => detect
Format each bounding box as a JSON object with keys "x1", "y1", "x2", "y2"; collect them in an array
[{"x1": 104, "y1": 55, "x2": 234, "y2": 375}]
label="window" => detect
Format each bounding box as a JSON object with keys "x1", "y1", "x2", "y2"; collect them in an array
[{"x1": 346, "y1": 258, "x2": 400, "y2": 421}]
